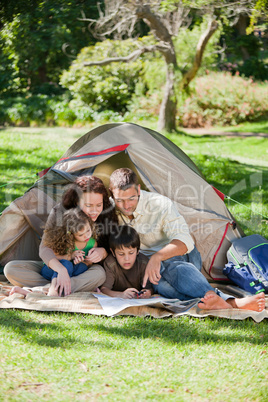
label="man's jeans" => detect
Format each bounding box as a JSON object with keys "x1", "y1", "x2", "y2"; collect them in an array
[{"x1": 153, "y1": 246, "x2": 229, "y2": 301}]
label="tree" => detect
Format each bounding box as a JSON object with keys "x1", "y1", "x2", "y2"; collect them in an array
[
  {"x1": 79, "y1": 0, "x2": 260, "y2": 132},
  {"x1": 0, "y1": 0, "x2": 103, "y2": 94}
]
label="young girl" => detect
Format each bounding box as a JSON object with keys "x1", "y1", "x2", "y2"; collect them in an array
[{"x1": 40, "y1": 208, "x2": 98, "y2": 296}]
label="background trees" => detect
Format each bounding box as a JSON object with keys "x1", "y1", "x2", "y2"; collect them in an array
[
  {"x1": 62, "y1": 0, "x2": 268, "y2": 131},
  {"x1": 0, "y1": 0, "x2": 267, "y2": 130},
  {"x1": 0, "y1": 0, "x2": 102, "y2": 95}
]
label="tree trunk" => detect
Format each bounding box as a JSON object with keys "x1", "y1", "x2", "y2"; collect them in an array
[
  {"x1": 180, "y1": 19, "x2": 218, "y2": 91},
  {"x1": 38, "y1": 64, "x2": 48, "y2": 83},
  {"x1": 136, "y1": 4, "x2": 178, "y2": 132},
  {"x1": 235, "y1": 14, "x2": 250, "y2": 60},
  {"x1": 158, "y1": 62, "x2": 177, "y2": 132}
]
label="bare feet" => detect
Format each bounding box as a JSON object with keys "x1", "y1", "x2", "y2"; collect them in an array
[
  {"x1": 198, "y1": 291, "x2": 231, "y2": 310},
  {"x1": 9, "y1": 286, "x2": 29, "y2": 296},
  {"x1": 47, "y1": 284, "x2": 59, "y2": 297},
  {"x1": 227, "y1": 292, "x2": 265, "y2": 312}
]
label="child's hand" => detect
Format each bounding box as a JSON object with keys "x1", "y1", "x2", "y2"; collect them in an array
[
  {"x1": 123, "y1": 288, "x2": 139, "y2": 299},
  {"x1": 72, "y1": 250, "x2": 85, "y2": 264},
  {"x1": 139, "y1": 289, "x2": 152, "y2": 299}
]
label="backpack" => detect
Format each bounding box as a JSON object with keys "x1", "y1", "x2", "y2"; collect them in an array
[{"x1": 223, "y1": 234, "x2": 268, "y2": 294}]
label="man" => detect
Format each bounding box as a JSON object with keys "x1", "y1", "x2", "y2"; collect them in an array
[{"x1": 109, "y1": 168, "x2": 265, "y2": 312}]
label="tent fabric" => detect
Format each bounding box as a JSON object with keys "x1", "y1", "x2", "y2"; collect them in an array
[{"x1": 0, "y1": 122, "x2": 243, "y2": 280}]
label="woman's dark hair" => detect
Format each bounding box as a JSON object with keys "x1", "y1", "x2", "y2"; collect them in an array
[
  {"x1": 62, "y1": 175, "x2": 118, "y2": 226},
  {"x1": 109, "y1": 225, "x2": 140, "y2": 252},
  {"x1": 62, "y1": 176, "x2": 108, "y2": 209}
]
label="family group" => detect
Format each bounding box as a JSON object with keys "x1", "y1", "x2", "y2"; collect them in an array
[{"x1": 5, "y1": 168, "x2": 265, "y2": 312}]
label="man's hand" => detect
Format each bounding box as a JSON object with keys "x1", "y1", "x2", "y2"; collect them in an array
[
  {"x1": 54, "y1": 266, "x2": 71, "y2": 296},
  {"x1": 142, "y1": 254, "x2": 162, "y2": 287}
]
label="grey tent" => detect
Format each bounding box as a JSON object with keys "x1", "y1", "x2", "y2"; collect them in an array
[{"x1": 0, "y1": 122, "x2": 242, "y2": 281}]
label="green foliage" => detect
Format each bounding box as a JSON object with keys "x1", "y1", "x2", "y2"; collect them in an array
[
  {"x1": 174, "y1": 19, "x2": 221, "y2": 76},
  {"x1": 248, "y1": 0, "x2": 268, "y2": 33},
  {"x1": 219, "y1": 23, "x2": 268, "y2": 80},
  {"x1": 179, "y1": 72, "x2": 268, "y2": 127},
  {"x1": 0, "y1": 0, "x2": 102, "y2": 95},
  {"x1": 235, "y1": 34, "x2": 261, "y2": 58},
  {"x1": 60, "y1": 37, "x2": 154, "y2": 113},
  {"x1": 239, "y1": 56, "x2": 268, "y2": 80}
]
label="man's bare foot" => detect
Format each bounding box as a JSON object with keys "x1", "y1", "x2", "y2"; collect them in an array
[
  {"x1": 9, "y1": 286, "x2": 29, "y2": 296},
  {"x1": 198, "y1": 291, "x2": 232, "y2": 310},
  {"x1": 227, "y1": 292, "x2": 265, "y2": 312}
]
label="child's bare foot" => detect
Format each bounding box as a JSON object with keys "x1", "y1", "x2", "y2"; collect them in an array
[
  {"x1": 47, "y1": 285, "x2": 59, "y2": 297},
  {"x1": 9, "y1": 286, "x2": 29, "y2": 296},
  {"x1": 227, "y1": 292, "x2": 265, "y2": 312},
  {"x1": 198, "y1": 291, "x2": 232, "y2": 310}
]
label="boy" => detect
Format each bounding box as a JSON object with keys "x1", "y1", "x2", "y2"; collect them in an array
[{"x1": 100, "y1": 225, "x2": 154, "y2": 299}]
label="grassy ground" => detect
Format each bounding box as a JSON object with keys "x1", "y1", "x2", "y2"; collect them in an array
[
  {"x1": 0, "y1": 310, "x2": 267, "y2": 401},
  {"x1": 0, "y1": 124, "x2": 268, "y2": 401}
]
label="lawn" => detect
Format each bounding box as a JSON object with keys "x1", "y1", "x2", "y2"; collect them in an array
[{"x1": 0, "y1": 124, "x2": 268, "y2": 401}]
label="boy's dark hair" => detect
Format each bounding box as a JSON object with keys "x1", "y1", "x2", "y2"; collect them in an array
[
  {"x1": 109, "y1": 168, "x2": 139, "y2": 191},
  {"x1": 109, "y1": 225, "x2": 140, "y2": 251}
]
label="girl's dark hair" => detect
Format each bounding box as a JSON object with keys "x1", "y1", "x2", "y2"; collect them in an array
[
  {"x1": 109, "y1": 225, "x2": 140, "y2": 252},
  {"x1": 43, "y1": 208, "x2": 96, "y2": 256},
  {"x1": 62, "y1": 175, "x2": 118, "y2": 227}
]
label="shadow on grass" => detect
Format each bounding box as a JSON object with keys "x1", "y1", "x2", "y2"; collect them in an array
[
  {"x1": 0, "y1": 310, "x2": 114, "y2": 350},
  {"x1": 191, "y1": 154, "x2": 268, "y2": 197},
  {"x1": 0, "y1": 309, "x2": 266, "y2": 350}
]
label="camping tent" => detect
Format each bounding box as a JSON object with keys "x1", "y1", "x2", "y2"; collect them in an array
[{"x1": 0, "y1": 122, "x2": 243, "y2": 280}]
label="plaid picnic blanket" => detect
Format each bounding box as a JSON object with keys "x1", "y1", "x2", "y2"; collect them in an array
[{"x1": 0, "y1": 282, "x2": 267, "y2": 322}]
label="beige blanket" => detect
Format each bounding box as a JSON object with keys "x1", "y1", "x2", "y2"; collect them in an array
[{"x1": 0, "y1": 282, "x2": 267, "y2": 323}]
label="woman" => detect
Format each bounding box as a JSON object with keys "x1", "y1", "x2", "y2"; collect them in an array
[{"x1": 4, "y1": 176, "x2": 118, "y2": 296}]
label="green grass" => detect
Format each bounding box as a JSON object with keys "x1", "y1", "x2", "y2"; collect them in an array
[
  {"x1": 165, "y1": 132, "x2": 268, "y2": 238},
  {"x1": 0, "y1": 310, "x2": 267, "y2": 401},
  {"x1": 219, "y1": 120, "x2": 268, "y2": 134},
  {"x1": 0, "y1": 124, "x2": 268, "y2": 401}
]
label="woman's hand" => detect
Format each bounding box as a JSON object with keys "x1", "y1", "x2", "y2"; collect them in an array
[
  {"x1": 47, "y1": 258, "x2": 72, "y2": 296},
  {"x1": 85, "y1": 247, "x2": 107, "y2": 264},
  {"x1": 55, "y1": 266, "x2": 72, "y2": 296}
]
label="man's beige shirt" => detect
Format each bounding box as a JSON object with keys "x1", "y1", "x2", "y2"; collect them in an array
[{"x1": 116, "y1": 190, "x2": 194, "y2": 256}]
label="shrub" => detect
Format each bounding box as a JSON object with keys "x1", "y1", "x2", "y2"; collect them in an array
[
  {"x1": 60, "y1": 38, "x2": 152, "y2": 113},
  {"x1": 239, "y1": 57, "x2": 268, "y2": 81},
  {"x1": 179, "y1": 72, "x2": 268, "y2": 127}
]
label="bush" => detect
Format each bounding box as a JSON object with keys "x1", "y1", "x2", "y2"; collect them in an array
[
  {"x1": 60, "y1": 38, "x2": 153, "y2": 113},
  {"x1": 239, "y1": 57, "x2": 268, "y2": 81},
  {"x1": 179, "y1": 72, "x2": 268, "y2": 127},
  {"x1": 0, "y1": 95, "x2": 50, "y2": 126}
]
